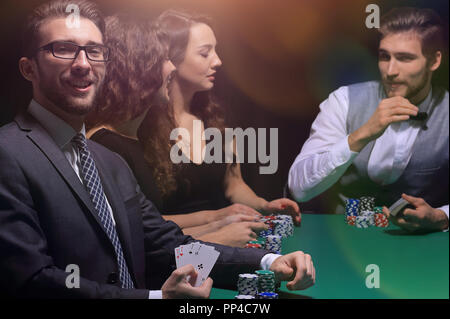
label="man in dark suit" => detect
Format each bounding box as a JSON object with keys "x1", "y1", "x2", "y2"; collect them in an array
[{"x1": 0, "y1": 0, "x2": 315, "y2": 298}]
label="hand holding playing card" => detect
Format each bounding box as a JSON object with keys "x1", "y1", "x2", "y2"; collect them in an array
[
  {"x1": 161, "y1": 264, "x2": 213, "y2": 299},
  {"x1": 175, "y1": 242, "x2": 220, "y2": 287},
  {"x1": 383, "y1": 193, "x2": 449, "y2": 232}
]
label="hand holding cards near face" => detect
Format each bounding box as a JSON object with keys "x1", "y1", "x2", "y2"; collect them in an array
[{"x1": 175, "y1": 242, "x2": 220, "y2": 287}]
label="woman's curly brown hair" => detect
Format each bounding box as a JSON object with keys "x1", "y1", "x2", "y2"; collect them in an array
[
  {"x1": 137, "y1": 9, "x2": 226, "y2": 199},
  {"x1": 86, "y1": 14, "x2": 167, "y2": 129}
]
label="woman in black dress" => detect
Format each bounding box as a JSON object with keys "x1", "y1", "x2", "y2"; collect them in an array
[
  {"x1": 88, "y1": 14, "x2": 269, "y2": 247},
  {"x1": 135, "y1": 10, "x2": 301, "y2": 245}
]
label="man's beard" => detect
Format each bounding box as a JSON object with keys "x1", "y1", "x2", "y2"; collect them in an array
[
  {"x1": 40, "y1": 82, "x2": 100, "y2": 116},
  {"x1": 404, "y1": 70, "x2": 430, "y2": 103},
  {"x1": 382, "y1": 68, "x2": 430, "y2": 103},
  {"x1": 37, "y1": 69, "x2": 102, "y2": 116}
]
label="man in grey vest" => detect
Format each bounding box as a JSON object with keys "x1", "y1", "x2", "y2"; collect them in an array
[{"x1": 288, "y1": 7, "x2": 448, "y2": 233}]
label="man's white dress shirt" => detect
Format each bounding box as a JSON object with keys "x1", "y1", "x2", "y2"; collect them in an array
[{"x1": 288, "y1": 86, "x2": 449, "y2": 223}]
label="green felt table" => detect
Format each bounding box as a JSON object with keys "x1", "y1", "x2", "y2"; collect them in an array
[{"x1": 211, "y1": 214, "x2": 449, "y2": 299}]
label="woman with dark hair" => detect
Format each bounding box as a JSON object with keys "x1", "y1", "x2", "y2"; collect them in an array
[
  {"x1": 89, "y1": 13, "x2": 267, "y2": 247},
  {"x1": 87, "y1": 14, "x2": 175, "y2": 137},
  {"x1": 87, "y1": 15, "x2": 176, "y2": 207},
  {"x1": 134, "y1": 10, "x2": 301, "y2": 245}
]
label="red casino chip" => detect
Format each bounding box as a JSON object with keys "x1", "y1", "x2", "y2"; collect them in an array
[
  {"x1": 375, "y1": 213, "x2": 389, "y2": 227},
  {"x1": 245, "y1": 243, "x2": 262, "y2": 249},
  {"x1": 346, "y1": 216, "x2": 356, "y2": 226}
]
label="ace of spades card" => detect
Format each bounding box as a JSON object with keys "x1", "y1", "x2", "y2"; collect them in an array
[{"x1": 174, "y1": 242, "x2": 220, "y2": 287}]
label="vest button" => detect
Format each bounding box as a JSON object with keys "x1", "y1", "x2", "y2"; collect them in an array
[{"x1": 107, "y1": 272, "x2": 119, "y2": 284}]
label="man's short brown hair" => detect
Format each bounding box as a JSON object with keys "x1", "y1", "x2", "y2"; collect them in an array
[
  {"x1": 22, "y1": 0, "x2": 105, "y2": 58},
  {"x1": 379, "y1": 7, "x2": 445, "y2": 62}
]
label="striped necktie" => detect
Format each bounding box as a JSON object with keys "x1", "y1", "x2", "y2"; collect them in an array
[{"x1": 72, "y1": 133, "x2": 134, "y2": 289}]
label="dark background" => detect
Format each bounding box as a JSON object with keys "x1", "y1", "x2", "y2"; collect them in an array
[{"x1": 0, "y1": 0, "x2": 448, "y2": 212}]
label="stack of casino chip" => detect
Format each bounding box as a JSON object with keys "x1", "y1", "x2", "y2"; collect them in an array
[
  {"x1": 374, "y1": 206, "x2": 383, "y2": 214},
  {"x1": 347, "y1": 216, "x2": 356, "y2": 226},
  {"x1": 255, "y1": 270, "x2": 276, "y2": 293},
  {"x1": 234, "y1": 295, "x2": 255, "y2": 299},
  {"x1": 359, "y1": 196, "x2": 375, "y2": 213},
  {"x1": 264, "y1": 235, "x2": 282, "y2": 253},
  {"x1": 237, "y1": 274, "x2": 259, "y2": 296},
  {"x1": 375, "y1": 213, "x2": 389, "y2": 227},
  {"x1": 360, "y1": 210, "x2": 375, "y2": 226},
  {"x1": 244, "y1": 243, "x2": 262, "y2": 249},
  {"x1": 259, "y1": 216, "x2": 275, "y2": 237},
  {"x1": 248, "y1": 240, "x2": 265, "y2": 246},
  {"x1": 356, "y1": 215, "x2": 370, "y2": 228},
  {"x1": 373, "y1": 206, "x2": 388, "y2": 227},
  {"x1": 258, "y1": 292, "x2": 278, "y2": 299},
  {"x1": 275, "y1": 215, "x2": 294, "y2": 237},
  {"x1": 272, "y1": 220, "x2": 289, "y2": 238},
  {"x1": 345, "y1": 199, "x2": 359, "y2": 225},
  {"x1": 258, "y1": 228, "x2": 273, "y2": 238},
  {"x1": 260, "y1": 216, "x2": 276, "y2": 224},
  {"x1": 346, "y1": 198, "x2": 390, "y2": 228}
]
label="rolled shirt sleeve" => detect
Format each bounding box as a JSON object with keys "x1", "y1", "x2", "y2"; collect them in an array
[{"x1": 288, "y1": 86, "x2": 358, "y2": 202}]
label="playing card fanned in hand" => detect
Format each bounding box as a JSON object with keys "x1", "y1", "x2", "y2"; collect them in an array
[{"x1": 174, "y1": 242, "x2": 220, "y2": 287}]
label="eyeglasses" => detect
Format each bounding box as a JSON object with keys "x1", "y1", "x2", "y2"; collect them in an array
[{"x1": 37, "y1": 41, "x2": 110, "y2": 62}]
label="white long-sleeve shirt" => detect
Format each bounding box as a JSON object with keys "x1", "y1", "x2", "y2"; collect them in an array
[{"x1": 288, "y1": 86, "x2": 449, "y2": 222}]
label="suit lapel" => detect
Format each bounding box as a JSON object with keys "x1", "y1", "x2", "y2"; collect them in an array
[
  {"x1": 17, "y1": 113, "x2": 102, "y2": 223},
  {"x1": 16, "y1": 113, "x2": 114, "y2": 238},
  {"x1": 16, "y1": 112, "x2": 138, "y2": 283}
]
